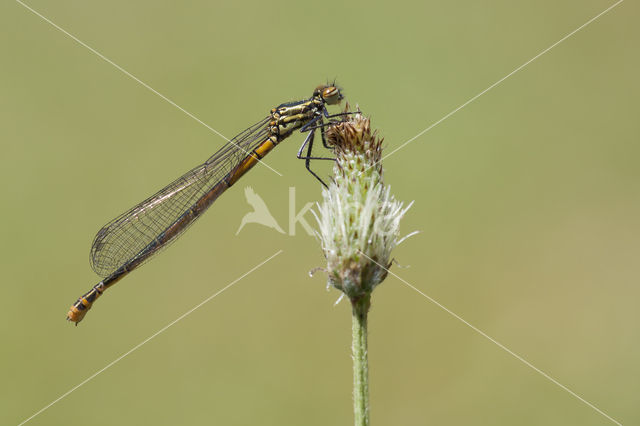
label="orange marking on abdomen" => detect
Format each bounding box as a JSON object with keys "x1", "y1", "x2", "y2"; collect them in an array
[{"x1": 227, "y1": 139, "x2": 277, "y2": 186}]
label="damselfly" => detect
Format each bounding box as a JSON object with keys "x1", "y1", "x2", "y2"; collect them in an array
[{"x1": 67, "y1": 84, "x2": 344, "y2": 324}]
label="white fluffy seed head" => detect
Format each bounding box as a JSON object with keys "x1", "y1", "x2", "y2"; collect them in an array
[{"x1": 314, "y1": 113, "x2": 412, "y2": 303}]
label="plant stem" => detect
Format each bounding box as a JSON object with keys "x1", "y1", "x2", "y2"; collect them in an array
[{"x1": 352, "y1": 294, "x2": 371, "y2": 426}]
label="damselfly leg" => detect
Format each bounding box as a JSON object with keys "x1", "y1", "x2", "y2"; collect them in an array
[{"x1": 296, "y1": 111, "x2": 363, "y2": 187}]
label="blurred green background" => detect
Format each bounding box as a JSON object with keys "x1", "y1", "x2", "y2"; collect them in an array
[{"x1": 1, "y1": 0, "x2": 638, "y2": 425}]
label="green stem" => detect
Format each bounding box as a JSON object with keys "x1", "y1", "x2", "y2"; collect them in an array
[{"x1": 352, "y1": 294, "x2": 371, "y2": 426}]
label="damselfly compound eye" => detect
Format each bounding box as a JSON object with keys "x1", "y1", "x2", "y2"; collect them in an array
[{"x1": 322, "y1": 86, "x2": 342, "y2": 105}]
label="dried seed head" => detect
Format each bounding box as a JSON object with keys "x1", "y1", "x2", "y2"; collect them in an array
[{"x1": 314, "y1": 112, "x2": 412, "y2": 305}]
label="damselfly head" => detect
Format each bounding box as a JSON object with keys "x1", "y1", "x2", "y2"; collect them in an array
[{"x1": 315, "y1": 84, "x2": 343, "y2": 105}]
